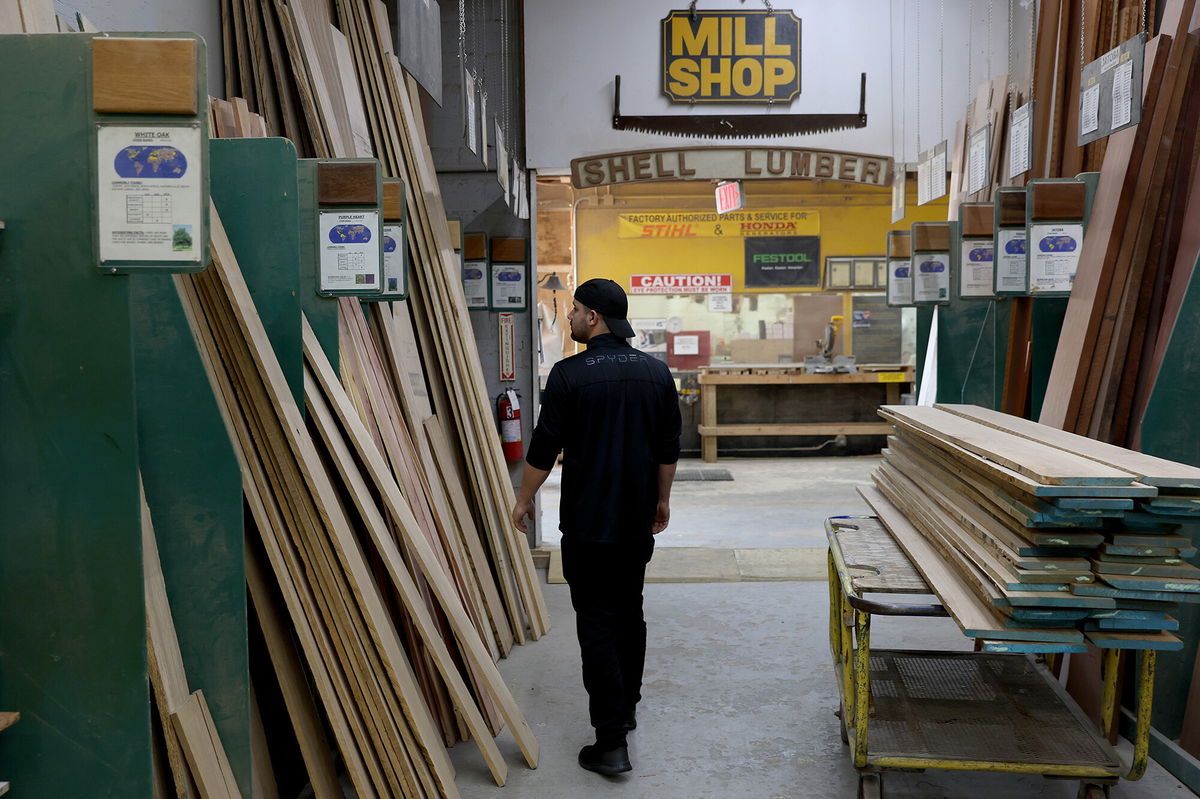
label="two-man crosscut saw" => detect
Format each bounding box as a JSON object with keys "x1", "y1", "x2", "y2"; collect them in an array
[{"x1": 611, "y1": 73, "x2": 868, "y2": 138}]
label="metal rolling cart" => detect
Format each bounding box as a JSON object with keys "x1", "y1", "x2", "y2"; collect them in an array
[{"x1": 826, "y1": 516, "x2": 1158, "y2": 799}]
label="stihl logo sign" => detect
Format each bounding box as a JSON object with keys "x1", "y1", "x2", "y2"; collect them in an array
[
  {"x1": 662, "y1": 10, "x2": 801, "y2": 103},
  {"x1": 630, "y1": 274, "x2": 733, "y2": 294}
]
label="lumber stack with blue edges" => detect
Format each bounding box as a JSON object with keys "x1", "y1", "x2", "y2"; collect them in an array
[{"x1": 861, "y1": 404, "x2": 1200, "y2": 652}]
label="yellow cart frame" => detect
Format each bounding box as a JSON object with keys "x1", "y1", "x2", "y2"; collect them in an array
[{"x1": 827, "y1": 516, "x2": 1157, "y2": 799}]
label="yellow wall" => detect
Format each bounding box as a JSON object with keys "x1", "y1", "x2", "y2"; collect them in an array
[{"x1": 576, "y1": 177, "x2": 949, "y2": 293}]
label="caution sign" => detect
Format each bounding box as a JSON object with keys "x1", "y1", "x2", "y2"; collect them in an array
[{"x1": 662, "y1": 10, "x2": 801, "y2": 103}]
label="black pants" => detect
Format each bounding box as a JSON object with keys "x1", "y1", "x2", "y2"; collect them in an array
[{"x1": 561, "y1": 536, "x2": 654, "y2": 745}]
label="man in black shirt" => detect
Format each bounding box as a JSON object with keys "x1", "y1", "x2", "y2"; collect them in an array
[{"x1": 512, "y1": 278, "x2": 681, "y2": 776}]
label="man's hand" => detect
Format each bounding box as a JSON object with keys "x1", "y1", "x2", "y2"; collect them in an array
[
  {"x1": 651, "y1": 500, "x2": 670, "y2": 534},
  {"x1": 511, "y1": 498, "x2": 534, "y2": 534}
]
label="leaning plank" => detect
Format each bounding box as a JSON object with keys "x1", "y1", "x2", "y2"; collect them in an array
[
  {"x1": 169, "y1": 691, "x2": 242, "y2": 799},
  {"x1": 205, "y1": 206, "x2": 457, "y2": 796},
  {"x1": 881, "y1": 406, "x2": 1134, "y2": 485},
  {"x1": 938, "y1": 404, "x2": 1200, "y2": 488},
  {"x1": 142, "y1": 486, "x2": 201, "y2": 799},
  {"x1": 304, "y1": 316, "x2": 540, "y2": 769}
]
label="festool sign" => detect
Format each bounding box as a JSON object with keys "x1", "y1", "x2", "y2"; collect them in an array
[
  {"x1": 744, "y1": 236, "x2": 821, "y2": 288},
  {"x1": 662, "y1": 10, "x2": 801, "y2": 103}
]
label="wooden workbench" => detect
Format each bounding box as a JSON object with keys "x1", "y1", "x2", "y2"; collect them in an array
[{"x1": 697, "y1": 364, "x2": 915, "y2": 462}]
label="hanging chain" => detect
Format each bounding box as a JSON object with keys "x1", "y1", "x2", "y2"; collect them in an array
[
  {"x1": 1008, "y1": 0, "x2": 1016, "y2": 114},
  {"x1": 986, "y1": 0, "x2": 993, "y2": 78},
  {"x1": 1140, "y1": 0, "x2": 1147, "y2": 33},
  {"x1": 1080, "y1": 0, "x2": 1086, "y2": 67},
  {"x1": 902, "y1": 0, "x2": 909, "y2": 163},
  {"x1": 689, "y1": 0, "x2": 774, "y2": 17},
  {"x1": 916, "y1": 0, "x2": 922, "y2": 152},
  {"x1": 457, "y1": 0, "x2": 466, "y2": 65},
  {"x1": 1029, "y1": 0, "x2": 1037, "y2": 103},
  {"x1": 939, "y1": 0, "x2": 945, "y2": 139},
  {"x1": 968, "y1": 0, "x2": 975, "y2": 106}
]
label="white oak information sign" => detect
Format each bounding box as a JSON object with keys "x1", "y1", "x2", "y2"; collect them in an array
[
  {"x1": 382, "y1": 223, "x2": 406, "y2": 297},
  {"x1": 97, "y1": 124, "x2": 203, "y2": 264},
  {"x1": 319, "y1": 211, "x2": 380, "y2": 292},
  {"x1": 994, "y1": 229, "x2": 1029, "y2": 294},
  {"x1": 463, "y1": 259, "x2": 489, "y2": 309},
  {"x1": 887, "y1": 258, "x2": 913, "y2": 306},
  {"x1": 959, "y1": 238, "x2": 995, "y2": 298},
  {"x1": 1029, "y1": 223, "x2": 1083, "y2": 294},
  {"x1": 913, "y1": 251, "x2": 950, "y2": 304}
]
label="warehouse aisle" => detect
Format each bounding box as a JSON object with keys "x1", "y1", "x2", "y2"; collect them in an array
[{"x1": 448, "y1": 580, "x2": 1194, "y2": 798}]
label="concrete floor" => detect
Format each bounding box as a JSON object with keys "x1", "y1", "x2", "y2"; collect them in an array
[{"x1": 452, "y1": 457, "x2": 1196, "y2": 797}]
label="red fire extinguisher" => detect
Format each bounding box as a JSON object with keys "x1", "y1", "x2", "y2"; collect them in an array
[{"x1": 496, "y1": 389, "x2": 523, "y2": 461}]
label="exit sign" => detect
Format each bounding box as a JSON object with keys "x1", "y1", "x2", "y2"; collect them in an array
[{"x1": 715, "y1": 180, "x2": 744, "y2": 214}]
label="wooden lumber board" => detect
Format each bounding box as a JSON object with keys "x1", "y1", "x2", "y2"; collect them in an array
[
  {"x1": 1039, "y1": 35, "x2": 1170, "y2": 428},
  {"x1": 170, "y1": 691, "x2": 243, "y2": 799},
  {"x1": 884, "y1": 441, "x2": 1100, "y2": 563},
  {"x1": 859, "y1": 486, "x2": 1082, "y2": 644},
  {"x1": 876, "y1": 464, "x2": 1091, "y2": 598},
  {"x1": 305, "y1": 363, "x2": 513, "y2": 779},
  {"x1": 287, "y1": 0, "x2": 353, "y2": 157},
  {"x1": 201, "y1": 212, "x2": 456, "y2": 796},
  {"x1": 273, "y1": 0, "x2": 330, "y2": 158},
  {"x1": 392, "y1": 66, "x2": 549, "y2": 638},
  {"x1": 240, "y1": 0, "x2": 281, "y2": 134},
  {"x1": 1030, "y1": 0, "x2": 1064, "y2": 178},
  {"x1": 17, "y1": 0, "x2": 54, "y2": 32},
  {"x1": 173, "y1": 275, "x2": 382, "y2": 797},
  {"x1": 890, "y1": 422, "x2": 1155, "y2": 499},
  {"x1": 247, "y1": 685, "x2": 280, "y2": 799},
  {"x1": 881, "y1": 405, "x2": 1135, "y2": 485},
  {"x1": 186, "y1": 271, "x2": 413, "y2": 798},
  {"x1": 336, "y1": 302, "x2": 504, "y2": 725},
  {"x1": 937, "y1": 403, "x2": 1200, "y2": 487},
  {"x1": 329, "y1": 25, "x2": 374, "y2": 157},
  {"x1": 304, "y1": 316, "x2": 540, "y2": 768},
  {"x1": 186, "y1": 236, "x2": 426, "y2": 794},
  {"x1": 142, "y1": 488, "x2": 202, "y2": 799},
  {"x1": 245, "y1": 545, "x2": 341, "y2": 799},
  {"x1": 227, "y1": 0, "x2": 255, "y2": 105},
  {"x1": 1085, "y1": 630, "x2": 1184, "y2": 650},
  {"x1": 259, "y1": 0, "x2": 306, "y2": 149},
  {"x1": 0, "y1": 1, "x2": 23, "y2": 34},
  {"x1": 1085, "y1": 28, "x2": 1199, "y2": 438}
]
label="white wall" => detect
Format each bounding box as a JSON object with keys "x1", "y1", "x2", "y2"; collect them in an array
[
  {"x1": 54, "y1": 0, "x2": 223, "y2": 95},
  {"x1": 524, "y1": 0, "x2": 1011, "y2": 170}
]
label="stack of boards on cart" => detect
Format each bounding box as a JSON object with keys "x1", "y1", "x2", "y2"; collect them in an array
[{"x1": 861, "y1": 404, "x2": 1200, "y2": 654}]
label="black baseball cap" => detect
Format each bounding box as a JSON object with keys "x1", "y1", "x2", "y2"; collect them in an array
[{"x1": 574, "y1": 278, "x2": 635, "y2": 338}]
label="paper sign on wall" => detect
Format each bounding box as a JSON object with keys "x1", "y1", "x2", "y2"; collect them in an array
[
  {"x1": 498, "y1": 312, "x2": 516, "y2": 380},
  {"x1": 491, "y1": 260, "x2": 527, "y2": 310},
  {"x1": 1029, "y1": 223, "x2": 1083, "y2": 294},
  {"x1": 319, "y1": 210, "x2": 380, "y2": 292},
  {"x1": 1008, "y1": 102, "x2": 1033, "y2": 179},
  {"x1": 97, "y1": 124, "x2": 203, "y2": 264},
  {"x1": 382, "y1": 223, "x2": 407, "y2": 297},
  {"x1": 887, "y1": 258, "x2": 912, "y2": 306},
  {"x1": 707, "y1": 293, "x2": 733, "y2": 312},
  {"x1": 463, "y1": 259, "x2": 489, "y2": 308},
  {"x1": 994, "y1": 229, "x2": 1028, "y2": 294},
  {"x1": 912, "y1": 251, "x2": 950, "y2": 303},
  {"x1": 673, "y1": 334, "x2": 700, "y2": 355},
  {"x1": 959, "y1": 238, "x2": 995, "y2": 298}
]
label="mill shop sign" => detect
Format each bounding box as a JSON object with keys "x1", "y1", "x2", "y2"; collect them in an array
[
  {"x1": 570, "y1": 147, "x2": 893, "y2": 189},
  {"x1": 662, "y1": 10, "x2": 801, "y2": 102}
]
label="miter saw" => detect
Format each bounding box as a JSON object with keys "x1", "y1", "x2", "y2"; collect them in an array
[{"x1": 803, "y1": 315, "x2": 857, "y2": 374}]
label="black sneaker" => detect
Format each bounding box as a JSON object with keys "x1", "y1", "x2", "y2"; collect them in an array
[{"x1": 578, "y1": 742, "x2": 632, "y2": 775}]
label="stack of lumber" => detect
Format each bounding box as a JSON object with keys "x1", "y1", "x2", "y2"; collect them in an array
[
  {"x1": 175, "y1": 207, "x2": 541, "y2": 797},
  {"x1": 861, "y1": 404, "x2": 1200, "y2": 652},
  {"x1": 1040, "y1": 1, "x2": 1200, "y2": 443}
]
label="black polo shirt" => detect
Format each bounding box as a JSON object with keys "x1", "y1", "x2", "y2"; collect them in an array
[{"x1": 527, "y1": 334, "x2": 682, "y2": 544}]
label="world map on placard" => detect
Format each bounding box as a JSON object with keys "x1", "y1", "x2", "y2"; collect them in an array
[
  {"x1": 329, "y1": 225, "x2": 372, "y2": 244},
  {"x1": 114, "y1": 146, "x2": 188, "y2": 179},
  {"x1": 968, "y1": 246, "x2": 994, "y2": 262},
  {"x1": 1039, "y1": 235, "x2": 1077, "y2": 253},
  {"x1": 496, "y1": 269, "x2": 522, "y2": 282},
  {"x1": 919, "y1": 260, "x2": 946, "y2": 273},
  {"x1": 383, "y1": 235, "x2": 397, "y2": 253},
  {"x1": 464, "y1": 267, "x2": 484, "y2": 280},
  {"x1": 1005, "y1": 238, "x2": 1027, "y2": 255},
  {"x1": 893, "y1": 265, "x2": 911, "y2": 278}
]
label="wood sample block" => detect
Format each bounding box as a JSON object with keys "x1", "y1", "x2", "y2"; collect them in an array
[
  {"x1": 960, "y1": 203, "x2": 995, "y2": 238},
  {"x1": 491, "y1": 237, "x2": 526, "y2": 264},
  {"x1": 317, "y1": 161, "x2": 377, "y2": 205},
  {"x1": 1031, "y1": 181, "x2": 1087, "y2": 221},
  {"x1": 92, "y1": 38, "x2": 197, "y2": 115},
  {"x1": 912, "y1": 221, "x2": 951, "y2": 251},
  {"x1": 382, "y1": 180, "x2": 404, "y2": 221},
  {"x1": 886, "y1": 230, "x2": 912, "y2": 258},
  {"x1": 447, "y1": 219, "x2": 463, "y2": 250},
  {"x1": 463, "y1": 232, "x2": 487, "y2": 261},
  {"x1": 997, "y1": 188, "x2": 1026, "y2": 226}
]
